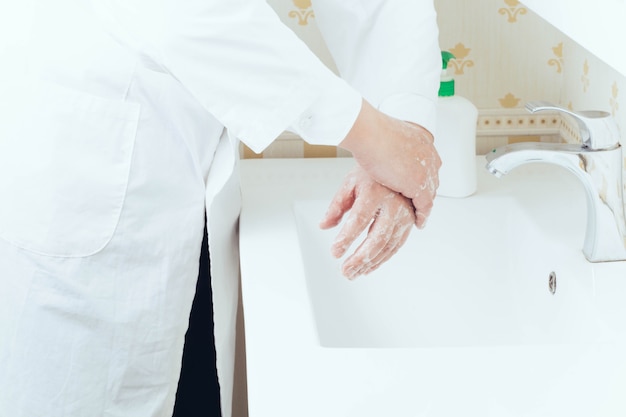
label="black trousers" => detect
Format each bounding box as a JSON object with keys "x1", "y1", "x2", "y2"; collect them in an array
[{"x1": 173, "y1": 227, "x2": 222, "y2": 417}]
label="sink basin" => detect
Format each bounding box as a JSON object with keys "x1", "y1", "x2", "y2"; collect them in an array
[
  {"x1": 293, "y1": 186, "x2": 613, "y2": 348},
  {"x1": 239, "y1": 157, "x2": 626, "y2": 417}
]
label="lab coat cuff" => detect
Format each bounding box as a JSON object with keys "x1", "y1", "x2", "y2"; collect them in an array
[
  {"x1": 289, "y1": 78, "x2": 362, "y2": 147},
  {"x1": 378, "y1": 93, "x2": 437, "y2": 137}
]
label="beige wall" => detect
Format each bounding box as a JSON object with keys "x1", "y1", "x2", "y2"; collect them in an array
[
  {"x1": 436, "y1": 0, "x2": 563, "y2": 109},
  {"x1": 240, "y1": 0, "x2": 625, "y2": 161}
]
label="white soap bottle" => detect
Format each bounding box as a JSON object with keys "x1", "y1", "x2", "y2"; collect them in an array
[{"x1": 434, "y1": 51, "x2": 478, "y2": 198}]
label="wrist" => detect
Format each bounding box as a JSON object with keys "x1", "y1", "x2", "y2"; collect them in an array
[{"x1": 338, "y1": 99, "x2": 385, "y2": 156}]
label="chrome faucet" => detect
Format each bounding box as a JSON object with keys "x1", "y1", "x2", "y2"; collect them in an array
[{"x1": 485, "y1": 101, "x2": 626, "y2": 262}]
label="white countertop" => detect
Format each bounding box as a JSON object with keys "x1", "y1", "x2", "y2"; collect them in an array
[{"x1": 238, "y1": 157, "x2": 626, "y2": 417}]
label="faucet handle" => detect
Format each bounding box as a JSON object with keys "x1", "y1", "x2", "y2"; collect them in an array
[{"x1": 526, "y1": 101, "x2": 620, "y2": 150}]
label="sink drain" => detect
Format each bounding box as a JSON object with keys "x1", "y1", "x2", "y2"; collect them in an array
[{"x1": 548, "y1": 272, "x2": 557, "y2": 295}]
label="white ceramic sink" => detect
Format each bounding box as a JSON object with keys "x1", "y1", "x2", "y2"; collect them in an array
[
  {"x1": 293, "y1": 188, "x2": 613, "y2": 349},
  {"x1": 239, "y1": 157, "x2": 626, "y2": 417}
]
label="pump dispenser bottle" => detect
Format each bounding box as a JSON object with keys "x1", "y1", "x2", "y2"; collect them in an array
[{"x1": 434, "y1": 51, "x2": 478, "y2": 197}]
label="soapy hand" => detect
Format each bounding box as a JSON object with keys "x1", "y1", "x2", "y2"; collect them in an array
[
  {"x1": 319, "y1": 166, "x2": 415, "y2": 280},
  {"x1": 339, "y1": 100, "x2": 441, "y2": 228}
]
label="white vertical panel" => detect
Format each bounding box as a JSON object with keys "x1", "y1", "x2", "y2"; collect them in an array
[{"x1": 521, "y1": 0, "x2": 626, "y2": 76}]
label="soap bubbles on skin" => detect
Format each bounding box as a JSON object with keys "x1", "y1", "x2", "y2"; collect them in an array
[
  {"x1": 351, "y1": 206, "x2": 413, "y2": 278},
  {"x1": 320, "y1": 116, "x2": 442, "y2": 278},
  {"x1": 348, "y1": 117, "x2": 441, "y2": 230},
  {"x1": 319, "y1": 166, "x2": 416, "y2": 280}
]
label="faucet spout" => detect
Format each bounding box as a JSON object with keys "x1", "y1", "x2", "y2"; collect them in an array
[{"x1": 486, "y1": 141, "x2": 626, "y2": 262}]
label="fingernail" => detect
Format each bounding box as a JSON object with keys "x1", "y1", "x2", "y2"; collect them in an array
[
  {"x1": 346, "y1": 265, "x2": 367, "y2": 280},
  {"x1": 416, "y1": 213, "x2": 427, "y2": 229},
  {"x1": 344, "y1": 266, "x2": 358, "y2": 280},
  {"x1": 331, "y1": 242, "x2": 347, "y2": 258}
]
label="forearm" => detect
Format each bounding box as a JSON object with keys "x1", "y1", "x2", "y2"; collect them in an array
[
  {"x1": 339, "y1": 99, "x2": 440, "y2": 228},
  {"x1": 339, "y1": 100, "x2": 435, "y2": 192}
]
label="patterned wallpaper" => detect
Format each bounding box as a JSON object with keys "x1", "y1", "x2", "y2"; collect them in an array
[
  {"x1": 241, "y1": 0, "x2": 625, "y2": 162},
  {"x1": 438, "y1": 0, "x2": 624, "y2": 128}
]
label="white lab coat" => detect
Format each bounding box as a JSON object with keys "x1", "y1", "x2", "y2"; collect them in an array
[{"x1": 0, "y1": 1, "x2": 439, "y2": 416}]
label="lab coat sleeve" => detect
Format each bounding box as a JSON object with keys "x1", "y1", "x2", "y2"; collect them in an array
[
  {"x1": 311, "y1": 0, "x2": 441, "y2": 135},
  {"x1": 92, "y1": 0, "x2": 362, "y2": 153}
]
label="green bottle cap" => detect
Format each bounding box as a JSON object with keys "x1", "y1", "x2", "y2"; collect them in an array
[
  {"x1": 438, "y1": 79, "x2": 455, "y2": 97},
  {"x1": 439, "y1": 51, "x2": 456, "y2": 97},
  {"x1": 441, "y1": 51, "x2": 455, "y2": 70}
]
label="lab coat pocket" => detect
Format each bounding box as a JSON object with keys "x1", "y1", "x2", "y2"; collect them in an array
[{"x1": 0, "y1": 81, "x2": 140, "y2": 257}]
